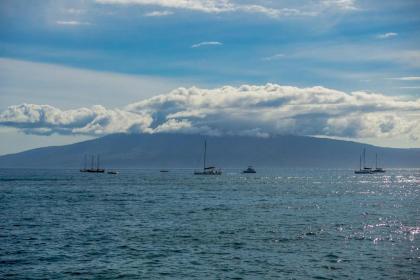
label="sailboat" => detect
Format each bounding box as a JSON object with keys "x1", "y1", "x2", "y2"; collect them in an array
[
  {"x1": 80, "y1": 154, "x2": 105, "y2": 173},
  {"x1": 354, "y1": 148, "x2": 372, "y2": 174},
  {"x1": 372, "y1": 153, "x2": 386, "y2": 173},
  {"x1": 194, "y1": 140, "x2": 222, "y2": 175}
]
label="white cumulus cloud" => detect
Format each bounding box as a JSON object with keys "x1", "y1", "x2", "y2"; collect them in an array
[
  {"x1": 1, "y1": 84, "x2": 419, "y2": 144},
  {"x1": 0, "y1": 104, "x2": 152, "y2": 136}
]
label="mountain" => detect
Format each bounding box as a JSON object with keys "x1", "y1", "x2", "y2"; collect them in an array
[{"x1": 0, "y1": 133, "x2": 419, "y2": 168}]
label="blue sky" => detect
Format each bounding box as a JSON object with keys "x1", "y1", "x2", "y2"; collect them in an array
[{"x1": 1, "y1": 0, "x2": 420, "y2": 154}]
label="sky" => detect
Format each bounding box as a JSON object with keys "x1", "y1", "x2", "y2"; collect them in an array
[{"x1": 0, "y1": 0, "x2": 420, "y2": 155}]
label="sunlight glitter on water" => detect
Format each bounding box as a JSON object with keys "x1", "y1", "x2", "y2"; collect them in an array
[{"x1": 0, "y1": 168, "x2": 419, "y2": 279}]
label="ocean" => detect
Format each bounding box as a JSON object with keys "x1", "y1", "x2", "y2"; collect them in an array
[{"x1": 0, "y1": 168, "x2": 419, "y2": 279}]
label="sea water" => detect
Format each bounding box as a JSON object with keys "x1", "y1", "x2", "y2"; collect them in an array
[{"x1": 0, "y1": 168, "x2": 419, "y2": 279}]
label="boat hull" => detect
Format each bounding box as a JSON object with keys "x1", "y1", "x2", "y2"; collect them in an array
[
  {"x1": 354, "y1": 170, "x2": 372, "y2": 174},
  {"x1": 372, "y1": 170, "x2": 386, "y2": 173},
  {"x1": 194, "y1": 170, "x2": 222, "y2": 175},
  {"x1": 84, "y1": 169, "x2": 105, "y2": 173}
]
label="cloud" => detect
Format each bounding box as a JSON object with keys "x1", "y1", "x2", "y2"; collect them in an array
[
  {"x1": 321, "y1": 0, "x2": 358, "y2": 10},
  {"x1": 144, "y1": 10, "x2": 173, "y2": 17},
  {"x1": 0, "y1": 104, "x2": 152, "y2": 136},
  {"x1": 95, "y1": 0, "x2": 315, "y2": 17},
  {"x1": 399, "y1": 86, "x2": 420, "y2": 89},
  {"x1": 95, "y1": 0, "x2": 234, "y2": 13},
  {"x1": 56, "y1": 20, "x2": 91, "y2": 25},
  {"x1": 65, "y1": 9, "x2": 86, "y2": 14},
  {"x1": 1, "y1": 84, "x2": 419, "y2": 143},
  {"x1": 376, "y1": 32, "x2": 398, "y2": 39},
  {"x1": 262, "y1": 53, "x2": 285, "y2": 61},
  {"x1": 389, "y1": 76, "x2": 420, "y2": 81},
  {"x1": 286, "y1": 42, "x2": 420, "y2": 68},
  {"x1": 191, "y1": 41, "x2": 223, "y2": 48}
]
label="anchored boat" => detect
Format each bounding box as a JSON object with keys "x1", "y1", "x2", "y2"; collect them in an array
[
  {"x1": 242, "y1": 166, "x2": 256, "y2": 174},
  {"x1": 354, "y1": 148, "x2": 372, "y2": 174},
  {"x1": 80, "y1": 154, "x2": 105, "y2": 173},
  {"x1": 372, "y1": 153, "x2": 386, "y2": 173},
  {"x1": 194, "y1": 140, "x2": 222, "y2": 175}
]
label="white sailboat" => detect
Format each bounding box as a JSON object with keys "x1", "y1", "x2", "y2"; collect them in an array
[
  {"x1": 372, "y1": 153, "x2": 386, "y2": 173},
  {"x1": 194, "y1": 140, "x2": 222, "y2": 175},
  {"x1": 354, "y1": 148, "x2": 372, "y2": 174}
]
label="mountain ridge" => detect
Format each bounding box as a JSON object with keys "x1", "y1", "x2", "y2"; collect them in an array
[{"x1": 0, "y1": 133, "x2": 419, "y2": 168}]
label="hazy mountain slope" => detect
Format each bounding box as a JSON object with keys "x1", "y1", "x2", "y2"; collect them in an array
[{"x1": 0, "y1": 133, "x2": 419, "y2": 168}]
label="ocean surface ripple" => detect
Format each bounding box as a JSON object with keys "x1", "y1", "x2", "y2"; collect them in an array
[{"x1": 0, "y1": 168, "x2": 419, "y2": 279}]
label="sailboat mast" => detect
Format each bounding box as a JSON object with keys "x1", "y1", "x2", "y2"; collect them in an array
[
  {"x1": 359, "y1": 154, "x2": 362, "y2": 170},
  {"x1": 203, "y1": 140, "x2": 207, "y2": 170},
  {"x1": 84, "y1": 154, "x2": 87, "y2": 169},
  {"x1": 97, "y1": 155, "x2": 100, "y2": 170},
  {"x1": 375, "y1": 153, "x2": 378, "y2": 169},
  {"x1": 91, "y1": 155, "x2": 94, "y2": 169},
  {"x1": 363, "y1": 148, "x2": 366, "y2": 168}
]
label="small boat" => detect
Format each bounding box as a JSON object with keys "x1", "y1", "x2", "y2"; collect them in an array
[
  {"x1": 107, "y1": 170, "x2": 118, "y2": 175},
  {"x1": 242, "y1": 166, "x2": 256, "y2": 173},
  {"x1": 372, "y1": 153, "x2": 386, "y2": 173},
  {"x1": 160, "y1": 170, "x2": 169, "y2": 173},
  {"x1": 354, "y1": 148, "x2": 372, "y2": 174},
  {"x1": 194, "y1": 140, "x2": 222, "y2": 175}
]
